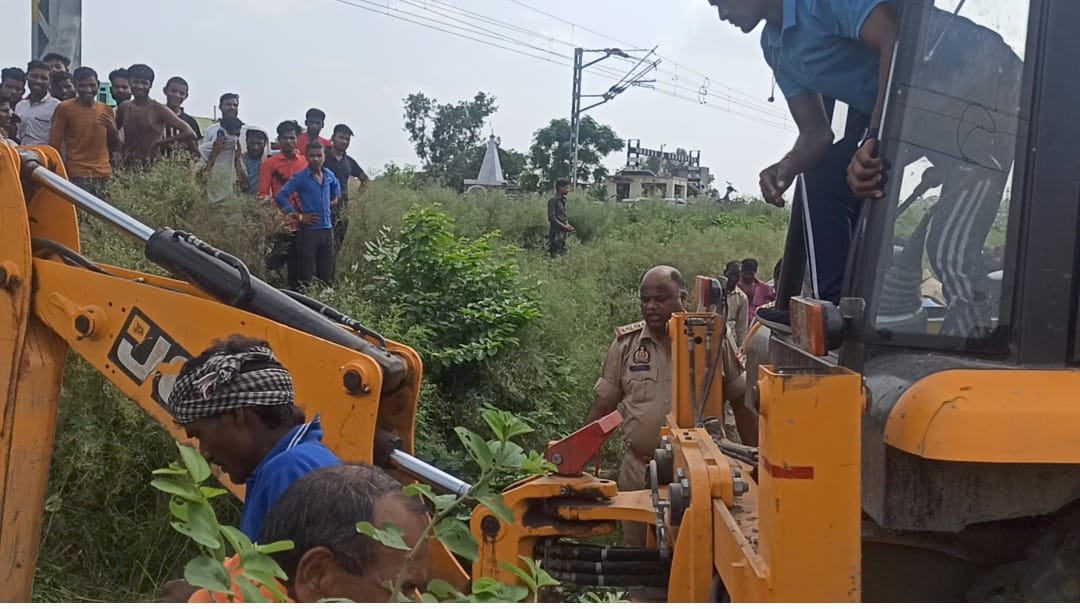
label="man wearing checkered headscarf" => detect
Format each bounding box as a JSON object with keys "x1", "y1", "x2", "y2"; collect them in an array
[
  {"x1": 169, "y1": 335, "x2": 342, "y2": 542},
  {"x1": 167, "y1": 344, "x2": 295, "y2": 425}
]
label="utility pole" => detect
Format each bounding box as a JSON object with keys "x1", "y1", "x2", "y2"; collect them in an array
[
  {"x1": 569, "y1": 47, "x2": 659, "y2": 187},
  {"x1": 31, "y1": 0, "x2": 83, "y2": 67}
]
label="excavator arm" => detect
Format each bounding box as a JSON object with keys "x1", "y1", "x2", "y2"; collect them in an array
[{"x1": 0, "y1": 144, "x2": 468, "y2": 600}]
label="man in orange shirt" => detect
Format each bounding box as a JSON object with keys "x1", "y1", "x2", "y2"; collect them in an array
[
  {"x1": 49, "y1": 67, "x2": 120, "y2": 198},
  {"x1": 296, "y1": 108, "x2": 331, "y2": 153},
  {"x1": 260, "y1": 120, "x2": 308, "y2": 285}
]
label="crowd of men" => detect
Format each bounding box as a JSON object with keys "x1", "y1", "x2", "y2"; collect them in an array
[{"x1": 0, "y1": 54, "x2": 370, "y2": 291}]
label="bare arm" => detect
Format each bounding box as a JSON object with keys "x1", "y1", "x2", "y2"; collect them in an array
[
  {"x1": 155, "y1": 105, "x2": 197, "y2": 149},
  {"x1": 759, "y1": 93, "x2": 834, "y2": 206},
  {"x1": 860, "y1": 3, "x2": 899, "y2": 131},
  {"x1": 847, "y1": 3, "x2": 900, "y2": 200},
  {"x1": 100, "y1": 107, "x2": 121, "y2": 152},
  {"x1": 780, "y1": 92, "x2": 835, "y2": 176},
  {"x1": 234, "y1": 142, "x2": 248, "y2": 190},
  {"x1": 48, "y1": 105, "x2": 65, "y2": 150},
  {"x1": 115, "y1": 102, "x2": 127, "y2": 131}
]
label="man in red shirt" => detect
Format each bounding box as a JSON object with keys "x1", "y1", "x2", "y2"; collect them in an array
[
  {"x1": 296, "y1": 107, "x2": 331, "y2": 152},
  {"x1": 259, "y1": 120, "x2": 308, "y2": 285},
  {"x1": 738, "y1": 258, "x2": 777, "y2": 318}
]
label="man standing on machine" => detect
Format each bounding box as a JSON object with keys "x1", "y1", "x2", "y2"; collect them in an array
[{"x1": 709, "y1": 0, "x2": 1022, "y2": 337}]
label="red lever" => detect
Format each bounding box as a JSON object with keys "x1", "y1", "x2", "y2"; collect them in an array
[{"x1": 545, "y1": 410, "x2": 623, "y2": 475}]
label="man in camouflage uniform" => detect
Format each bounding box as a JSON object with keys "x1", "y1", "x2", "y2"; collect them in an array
[{"x1": 585, "y1": 265, "x2": 755, "y2": 547}]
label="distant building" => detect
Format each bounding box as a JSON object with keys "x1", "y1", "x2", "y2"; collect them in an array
[
  {"x1": 606, "y1": 168, "x2": 700, "y2": 202},
  {"x1": 610, "y1": 139, "x2": 710, "y2": 201},
  {"x1": 97, "y1": 83, "x2": 116, "y2": 107}
]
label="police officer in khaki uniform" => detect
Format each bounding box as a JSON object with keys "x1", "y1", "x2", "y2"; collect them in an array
[{"x1": 585, "y1": 265, "x2": 756, "y2": 547}]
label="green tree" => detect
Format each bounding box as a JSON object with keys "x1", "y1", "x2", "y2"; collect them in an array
[
  {"x1": 529, "y1": 117, "x2": 623, "y2": 190},
  {"x1": 403, "y1": 92, "x2": 498, "y2": 187}
]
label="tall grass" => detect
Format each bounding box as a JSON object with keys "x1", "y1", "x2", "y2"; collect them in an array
[{"x1": 33, "y1": 158, "x2": 788, "y2": 600}]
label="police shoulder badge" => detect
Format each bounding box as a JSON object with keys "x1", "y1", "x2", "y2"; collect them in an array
[
  {"x1": 632, "y1": 345, "x2": 651, "y2": 364},
  {"x1": 615, "y1": 320, "x2": 646, "y2": 337}
]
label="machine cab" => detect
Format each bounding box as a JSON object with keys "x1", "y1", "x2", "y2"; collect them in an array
[{"x1": 763, "y1": 0, "x2": 1080, "y2": 534}]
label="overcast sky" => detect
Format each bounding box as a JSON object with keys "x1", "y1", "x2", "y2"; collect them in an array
[{"x1": 3, "y1": 0, "x2": 798, "y2": 192}]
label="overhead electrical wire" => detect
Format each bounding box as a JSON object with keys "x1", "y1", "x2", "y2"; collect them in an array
[
  {"x1": 501, "y1": 0, "x2": 787, "y2": 116},
  {"x1": 424, "y1": 0, "x2": 788, "y2": 121},
  {"x1": 323, "y1": 0, "x2": 794, "y2": 131},
  {"x1": 347, "y1": 0, "x2": 787, "y2": 123}
]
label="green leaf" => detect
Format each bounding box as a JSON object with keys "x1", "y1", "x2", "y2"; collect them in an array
[
  {"x1": 151, "y1": 477, "x2": 203, "y2": 501},
  {"x1": 235, "y1": 575, "x2": 270, "y2": 602},
  {"x1": 241, "y1": 551, "x2": 289, "y2": 582},
  {"x1": 183, "y1": 556, "x2": 231, "y2": 593},
  {"x1": 356, "y1": 522, "x2": 411, "y2": 551},
  {"x1": 405, "y1": 483, "x2": 457, "y2": 512},
  {"x1": 482, "y1": 410, "x2": 533, "y2": 442},
  {"x1": 168, "y1": 498, "x2": 189, "y2": 522},
  {"x1": 404, "y1": 482, "x2": 433, "y2": 499},
  {"x1": 498, "y1": 561, "x2": 536, "y2": 594},
  {"x1": 472, "y1": 577, "x2": 504, "y2": 595},
  {"x1": 240, "y1": 570, "x2": 289, "y2": 602},
  {"x1": 178, "y1": 443, "x2": 211, "y2": 484},
  {"x1": 254, "y1": 540, "x2": 295, "y2": 555},
  {"x1": 173, "y1": 502, "x2": 221, "y2": 550},
  {"x1": 488, "y1": 440, "x2": 526, "y2": 470},
  {"x1": 434, "y1": 517, "x2": 478, "y2": 562},
  {"x1": 427, "y1": 578, "x2": 463, "y2": 600},
  {"x1": 171, "y1": 521, "x2": 221, "y2": 551},
  {"x1": 152, "y1": 466, "x2": 187, "y2": 476},
  {"x1": 522, "y1": 450, "x2": 557, "y2": 475},
  {"x1": 455, "y1": 427, "x2": 493, "y2": 470},
  {"x1": 200, "y1": 486, "x2": 229, "y2": 499},
  {"x1": 475, "y1": 490, "x2": 514, "y2": 524},
  {"x1": 219, "y1": 525, "x2": 251, "y2": 555},
  {"x1": 481, "y1": 410, "x2": 509, "y2": 442},
  {"x1": 520, "y1": 556, "x2": 558, "y2": 588},
  {"x1": 471, "y1": 577, "x2": 529, "y2": 602}
]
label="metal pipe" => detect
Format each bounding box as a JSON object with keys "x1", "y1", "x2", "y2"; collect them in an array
[
  {"x1": 389, "y1": 449, "x2": 473, "y2": 497},
  {"x1": 23, "y1": 155, "x2": 153, "y2": 242}
]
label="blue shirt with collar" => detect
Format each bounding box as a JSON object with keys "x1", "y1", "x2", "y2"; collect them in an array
[
  {"x1": 760, "y1": 0, "x2": 895, "y2": 116},
  {"x1": 275, "y1": 167, "x2": 340, "y2": 230},
  {"x1": 240, "y1": 415, "x2": 342, "y2": 541}
]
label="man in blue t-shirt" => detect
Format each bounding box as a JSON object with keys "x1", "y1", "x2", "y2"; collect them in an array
[
  {"x1": 165, "y1": 335, "x2": 343, "y2": 541},
  {"x1": 276, "y1": 140, "x2": 341, "y2": 289},
  {"x1": 710, "y1": 0, "x2": 1022, "y2": 336}
]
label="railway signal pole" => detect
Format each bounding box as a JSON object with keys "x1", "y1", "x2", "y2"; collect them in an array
[
  {"x1": 569, "y1": 47, "x2": 659, "y2": 187},
  {"x1": 31, "y1": 0, "x2": 83, "y2": 67}
]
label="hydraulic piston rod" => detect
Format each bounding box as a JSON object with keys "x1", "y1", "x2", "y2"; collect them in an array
[{"x1": 389, "y1": 449, "x2": 473, "y2": 497}]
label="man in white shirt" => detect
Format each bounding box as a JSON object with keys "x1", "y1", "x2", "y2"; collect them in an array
[{"x1": 15, "y1": 60, "x2": 59, "y2": 146}]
